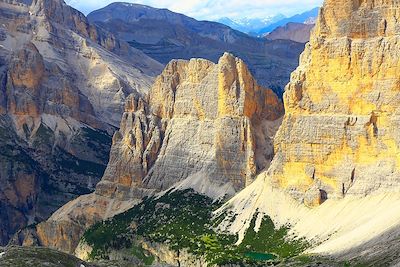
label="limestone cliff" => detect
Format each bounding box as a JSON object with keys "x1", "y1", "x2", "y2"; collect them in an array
[
  {"x1": 15, "y1": 53, "x2": 283, "y2": 253},
  {"x1": 97, "y1": 53, "x2": 283, "y2": 200},
  {"x1": 217, "y1": 0, "x2": 400, "y2": 261},
  {"x1": 0, "y1": 0, "x2": 162, "y2": 245},
  {"x1": 274, "y1": 0, "x2": 400, "y2": 204}
]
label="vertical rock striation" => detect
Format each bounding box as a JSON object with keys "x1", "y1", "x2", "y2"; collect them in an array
[
  {"x1": 100, "y1": 53, "x2": 284, "y2": 200},
  {"x1": 271, "y1": 0, "x2": 400, "y2": 205},
  {"x1": 144, "y1": 54, "x2": 283, "y2": 195}
]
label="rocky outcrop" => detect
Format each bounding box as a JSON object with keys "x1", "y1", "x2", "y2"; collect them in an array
[
  {"x1": 98, "y1": 53, "x2": 283, "y2": 201},
  {"x1": 17, "y1": 53, "x2": 283, "y2": 254},
  {"x1": 76, "y1": 239, "x2": 208, "y2": 267},
  {"x1": 0, "y1": 246, "x2": 98, "y2": 267},
  {"x1": 95, "y1": 96, "x2": 163, "y2": 200},
  {"x1": 0, "y1": 0, "x2": 162, "y2": 245},
  {"x1": 144, "y1": 54, "x2": 283, "y2": 195}
]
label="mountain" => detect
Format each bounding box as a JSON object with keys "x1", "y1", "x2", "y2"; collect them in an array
[
  {"x1": 258, "y1": 7, "x2": 320, "y2": 35},
  {"x1": 0, "y1": 0, "x2": 162, "y2": 245},
  {"x1": 217, "y1": 15, "x2": 285, "y2": 34},
  {"x1": 4, "y1": 0, "x2": 400, "y2": 266},
  {"x1": 87, "y1": 2, "x2": 305, "y2": 98},
  {"x1": 13, "y1": 53, "x2": 284, "y2": 256},
  {"x1": 218, "y1": 0, "x2": 400, "y2": 265},
  {"x1": 266, "y1": 22, "x2": 315, "y2": 43}
]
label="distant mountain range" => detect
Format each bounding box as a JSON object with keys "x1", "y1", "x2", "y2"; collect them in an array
[
  {"x1": 217, "y1": 14, "x2": 285, "y2": 35},
  {"x1": 88, "y1": 2, "x2": 306, "y2": 97},
  {"x1": 258, "y1": 7, "x2": 319, "y2": 34},
  {"x1": 217, "y1": 7, "x2": 319, "y2": 36}
]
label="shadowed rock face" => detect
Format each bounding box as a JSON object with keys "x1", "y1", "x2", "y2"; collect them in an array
[
  {"x1": 266, "y1": 0, "x2": 400, "y2": 205},
  {"x1": 14, "y1": 53, "x2": 284, "y2": 254},
  {"x1": 0, "y1": 0, "x2": 162, "y2": 245},
  {"x1": 87, "y1": 2, "x2": 306, "y2": 98}
]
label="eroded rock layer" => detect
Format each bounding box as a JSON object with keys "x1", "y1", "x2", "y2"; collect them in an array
[{"x1": 16, "y1": 53, "x2": 283, "y2": 253}]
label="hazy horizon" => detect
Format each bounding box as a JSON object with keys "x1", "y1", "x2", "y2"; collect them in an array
[{"x1": 65, "y1": 0, "x2": 323, "y2": 20}]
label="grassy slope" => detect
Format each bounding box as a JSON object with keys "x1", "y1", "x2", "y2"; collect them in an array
[{"x1": 82, "y1": 189, "x2": 310, "y2": 266}]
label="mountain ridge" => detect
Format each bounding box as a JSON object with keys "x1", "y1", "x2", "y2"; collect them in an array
[
  {"x1": 217, "y1": 14, "x2": 285, "y2": 34},
  {"x1": 87, "y1": 2, "x2": 306, "y2": 98},
  {"x1": 266, "y1": 22, "x2": 314, "y2": 43}
]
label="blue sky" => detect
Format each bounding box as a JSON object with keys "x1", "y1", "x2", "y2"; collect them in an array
[{"x1": 65, "y1": 0, "x2": 324, "y2": 20}]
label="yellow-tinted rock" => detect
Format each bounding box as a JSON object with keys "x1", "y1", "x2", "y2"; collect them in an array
[{"x1": 270, "y1": 0, "x2": 400, "y2": 203}]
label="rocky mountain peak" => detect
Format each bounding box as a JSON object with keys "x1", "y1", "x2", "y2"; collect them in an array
[
  {"x1": 149, "y1": 53, "x2": 283, "y2": 121},
  {"x1": 29, "y1": 0, "x2": 84, "y2": 26},
  {"x1": 277, "y1": 0, "x2": 400, "y2": 205},
  {"x1": 104, "y1": 52, "x2": 284, "y2": 201}
]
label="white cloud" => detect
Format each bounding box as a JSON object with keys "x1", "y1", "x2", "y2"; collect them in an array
[{"x1": 65, "y1": 0, "x2": 324, "y2": 20}]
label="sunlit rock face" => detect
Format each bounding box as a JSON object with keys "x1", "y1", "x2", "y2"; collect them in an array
[
  {"x1": 16, "y1": 53, "x2": 284, "y2": 254},
  {"x1": 213, "y1": 2, "x2": 400, "y2": 261},
  {"x1": 270, "y1": 0, "x2": 400, "y2": 206}
]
